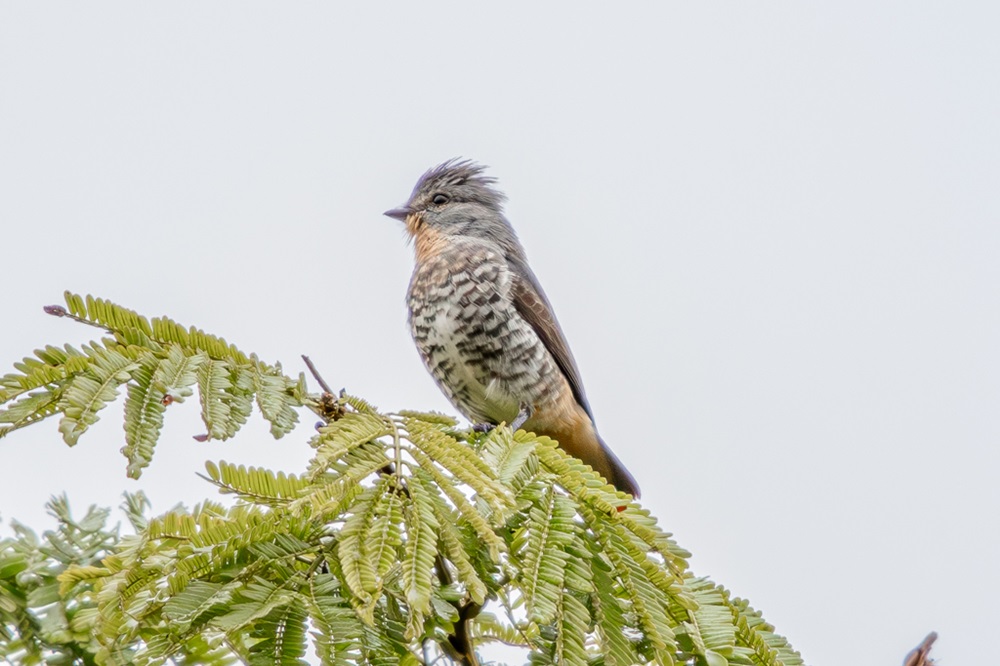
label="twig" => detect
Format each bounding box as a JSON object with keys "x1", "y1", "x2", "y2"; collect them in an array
[
  {"x1": 301, "y1": 355, "x2": 334, "y2": 394},
  {"x1": 432, "y1": 552, "x2": 481, "y2": 665},
  {"x1": 43, "y1": 305, "x2": 113, "y2": 333},
  {"x1": 304, "y1": 552, "x2": 327, "y2": 579},
  {"x1": 302, "y1": 355, "x2": 346, "y2": 423},
  {"x1": 448, "y1": 599, "x2": 482, "y2": 666},
  {"x1": 903, "y1": 632, "x2": 938, "y2": 666}
]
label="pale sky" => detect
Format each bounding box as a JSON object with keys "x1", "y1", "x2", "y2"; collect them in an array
[{"x1": 1, "y1": 3, "x2": 998, "y2": 665}]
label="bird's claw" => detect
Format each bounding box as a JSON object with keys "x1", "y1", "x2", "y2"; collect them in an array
[
  {"x1": 510, "y1": 402, "x2": 533, "y2": 432},
  {"x1": 472, "y1": 402, "x2": 532, "y2": 434}
]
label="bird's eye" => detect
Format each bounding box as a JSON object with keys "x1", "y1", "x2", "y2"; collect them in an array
[{"x1": 432, "y1": 193, "x2": 450, "y2": 205}]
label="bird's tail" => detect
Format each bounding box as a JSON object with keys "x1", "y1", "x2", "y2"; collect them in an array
[
  {"x1": 531, "y1": 404, "x2": 640, "y2": 498},
  {"x1": 596, "y1": 434, "x2": 641, "y2": 499},
  {"x1": 551, "y1": 419, "x2": 640, "y2": 498}
]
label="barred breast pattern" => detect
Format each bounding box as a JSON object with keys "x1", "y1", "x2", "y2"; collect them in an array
[{"x1": 407, "y1": 241, "x2": 564, "y2": 426}]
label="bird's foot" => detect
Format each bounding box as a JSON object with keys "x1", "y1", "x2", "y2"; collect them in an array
[
  {"x1": 471, "y1": 403, "x2": 532, "y2": 435},
  {"x1": 510, "y1": 402, "x2": 533, "y2": 432}
]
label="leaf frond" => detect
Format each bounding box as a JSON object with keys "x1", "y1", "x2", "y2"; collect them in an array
[{"x1": 203, "y1": 460, "x2": 312, "y2": 506}]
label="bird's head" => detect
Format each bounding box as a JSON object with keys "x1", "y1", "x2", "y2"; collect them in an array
[{"x1": 385, "y1": 159, "x2": 521, "y2": 255}]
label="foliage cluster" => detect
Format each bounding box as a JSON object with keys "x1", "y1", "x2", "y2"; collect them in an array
[{"x1": 0, "y1": 293, "x2": 802, "y2": 665}]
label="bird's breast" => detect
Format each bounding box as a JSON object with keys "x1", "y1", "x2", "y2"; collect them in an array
[{"x1": 407, "y1": 246, "x2": 558, "y2": 424}]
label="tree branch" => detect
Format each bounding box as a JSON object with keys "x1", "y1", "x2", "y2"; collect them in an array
[{"x1": 903, "y1": 632, "x2": 937, "y2": 666}]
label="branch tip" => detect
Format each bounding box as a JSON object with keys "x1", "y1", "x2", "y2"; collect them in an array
[
  {"x1": 301, "y1": 355, "x2": 334, "y2": 394},
  {"x1": 43, "y1": 302, "x2": 113, "y2": 332},
  {"x1": 903, "y1": 632, "x2": 938, "y2": 666}
]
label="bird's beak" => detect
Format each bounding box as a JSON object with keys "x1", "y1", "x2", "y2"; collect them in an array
[{"x1": 384, "y1": 206, "x2": 412, "y2": 221}]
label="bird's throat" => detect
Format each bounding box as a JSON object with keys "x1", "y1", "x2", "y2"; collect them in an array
[{"x1": 411, "y1": 220, "x2": 449, "y2": 263}]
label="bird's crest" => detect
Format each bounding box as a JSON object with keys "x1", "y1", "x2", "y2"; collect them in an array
[{"x1": 409, "y1": 159, "x2": 507, "y2": 210}]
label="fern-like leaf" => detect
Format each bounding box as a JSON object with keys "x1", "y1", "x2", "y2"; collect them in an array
[
  {"x1": 552, "y1": 591, "x2": 589, "y2": 665},
  {"x1": 2, "y1": 296, "x2": 807, "y2": 665},
  {"x1": 406, "y1": 445, "x2": 507, "y2": 562},
  {"x1": 203, "y1": 461, "x2": 312, "y2": 505},
  {"x1": 0, "y1": 387, "x2": 65, "y2": 438},
  {"x1": 307, "y1": 412, "x2": 392, "y2": 479},
  {"x1": 307, "y1": 574, "x2": 365, "y2": 666},
  {"x1": 401, "y1": 472, "x2": 440, "y2": 633},
  {"x1": 57, "y1": 344, "x2": 137, "y2": 446},
  {"x1": 122, "y1": 352, "x2": 167, "y2": 479},
  {"x1": 513, "y1": 483, "x2": 577, "y2": 625},
  {"x1": 727, "y1": 590, "x2": 803, "y2": 666},
  {"x1": 424, "y1": 489, "x2": 489, "y2": 605},
  {"x1": 198, "y1": 359, "x2": 235, "y2": 440},
  {"x1": 253, "y1": 364, "x2": 299, "y2": 438},
  {"x1": 479, "y1": 425, "x2": 537, "y2": 488},
  {"x1": 582, "y1": 504, "x2": 677, "y2": 661},
  {"x1": 162, "y1": 580, "x2": 232, "y2": 628},
  {"x1": 680, "y1": 576, "x2": 737, "y2": 664},
  {"x1": 469, "y1": 612, "x2": 530, "y2": 648},
  {"x1": 291, "y1": 442, "x2": 389, "y2": 518},
  {"x1": 403, "y1": 417, "x2": 515, "y2": 520},
  {"x1": 0, "y1": 344, "x2": 87, "y2": 401},
  {"x1": 66, "y1": 292, "x2": 153, "y2": 338},
  {"x1": 338, "y1": 481, "x2": 388, "y2": 618},
  {"x1": 247, "y1": 597, "x2": 309, "y2": 666},
  {"x1": 588, "y1": 531, "x2": 639, "y2": 666}
]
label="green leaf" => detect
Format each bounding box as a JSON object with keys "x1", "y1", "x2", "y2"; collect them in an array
[
  {"x1": 338, "y1": 481, "x2": 389, "y2": 617},
  {"x1": 69, "y1": 292, "x2": 153, "y2": 338},
  {"x1": 307, "y1": 412, "x2": 392, "y2": 479},
  {"x1": 163, "y1": 580, "x2": 230, "y2": 625},
  {"x1": 552, "y1": 591, "x2": 589, "y2": 665},
  {"x1": 307, "y1": 574, "x2": 364, "y2": 666},
  {"x1": 479, "y1": 425, "x2": 537, "y2": 486},
  {"x1": 247, "y1": 597, "x2": 309, "y2": 666},
  {"x1": 204, "y1": 460, "x2": 311, "y2": 505},
  {"x1": 403, "y1": 418, "x2": 515, "y2": 519},
  {"x1": 198, "y1": 359, "x2": 234, "y2": 440},
  {"x1": 56, "y1": 344, "x2": 137, "y2": 446},
  {"x1": 514, "y1": 484, "x2": 579, "y2": 624},
  {"x1": 425, "y1": 493, "x2": 488, "y2": 605},
  {"x1": 406, "y1": 445, "x2": 507, "y2": 562},
  {"x1": 215, "y1": 580, "x2": 295, "y2": 632},
  {"x1": 589, "y1": 532, "x2": 639, "y2": 666},
  {"x1": 122, "y1": 352, "x2": 168, "y2": 479},
  {"x1": 0, "y1": 387, "x2": 65, "y2": 437},
  {"x1": 0, "y1": 343, "x2": 87, "y2": 399},
  {"x1": 253, "y1": 365, "x2": 300, "y2": 438},
  {"x1": 401, "y1": 473, "x2": 440, "y2": 630}
]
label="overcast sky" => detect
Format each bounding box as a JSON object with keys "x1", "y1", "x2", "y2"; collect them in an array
[{"x1": 1, "y1": 3, "x2": 998, "y2": 665}]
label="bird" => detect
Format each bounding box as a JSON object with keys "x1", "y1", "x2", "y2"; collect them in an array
[{"x1": 385, "y1": 159, "x2": 640, "y2": 498}]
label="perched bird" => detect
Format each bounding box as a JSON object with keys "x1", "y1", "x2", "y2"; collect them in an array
[{"x1": 385, "y1": 160, "x2": 639, "y2": 497}]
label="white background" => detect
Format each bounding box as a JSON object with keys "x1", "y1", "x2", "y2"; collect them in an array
[{"x1": 1, "y1": 3, "x2": 997, "y2": 664}]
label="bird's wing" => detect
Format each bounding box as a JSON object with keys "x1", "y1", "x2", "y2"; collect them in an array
[{"x1": 509, "y1": 260, "x2": 594, "y2": 420}]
